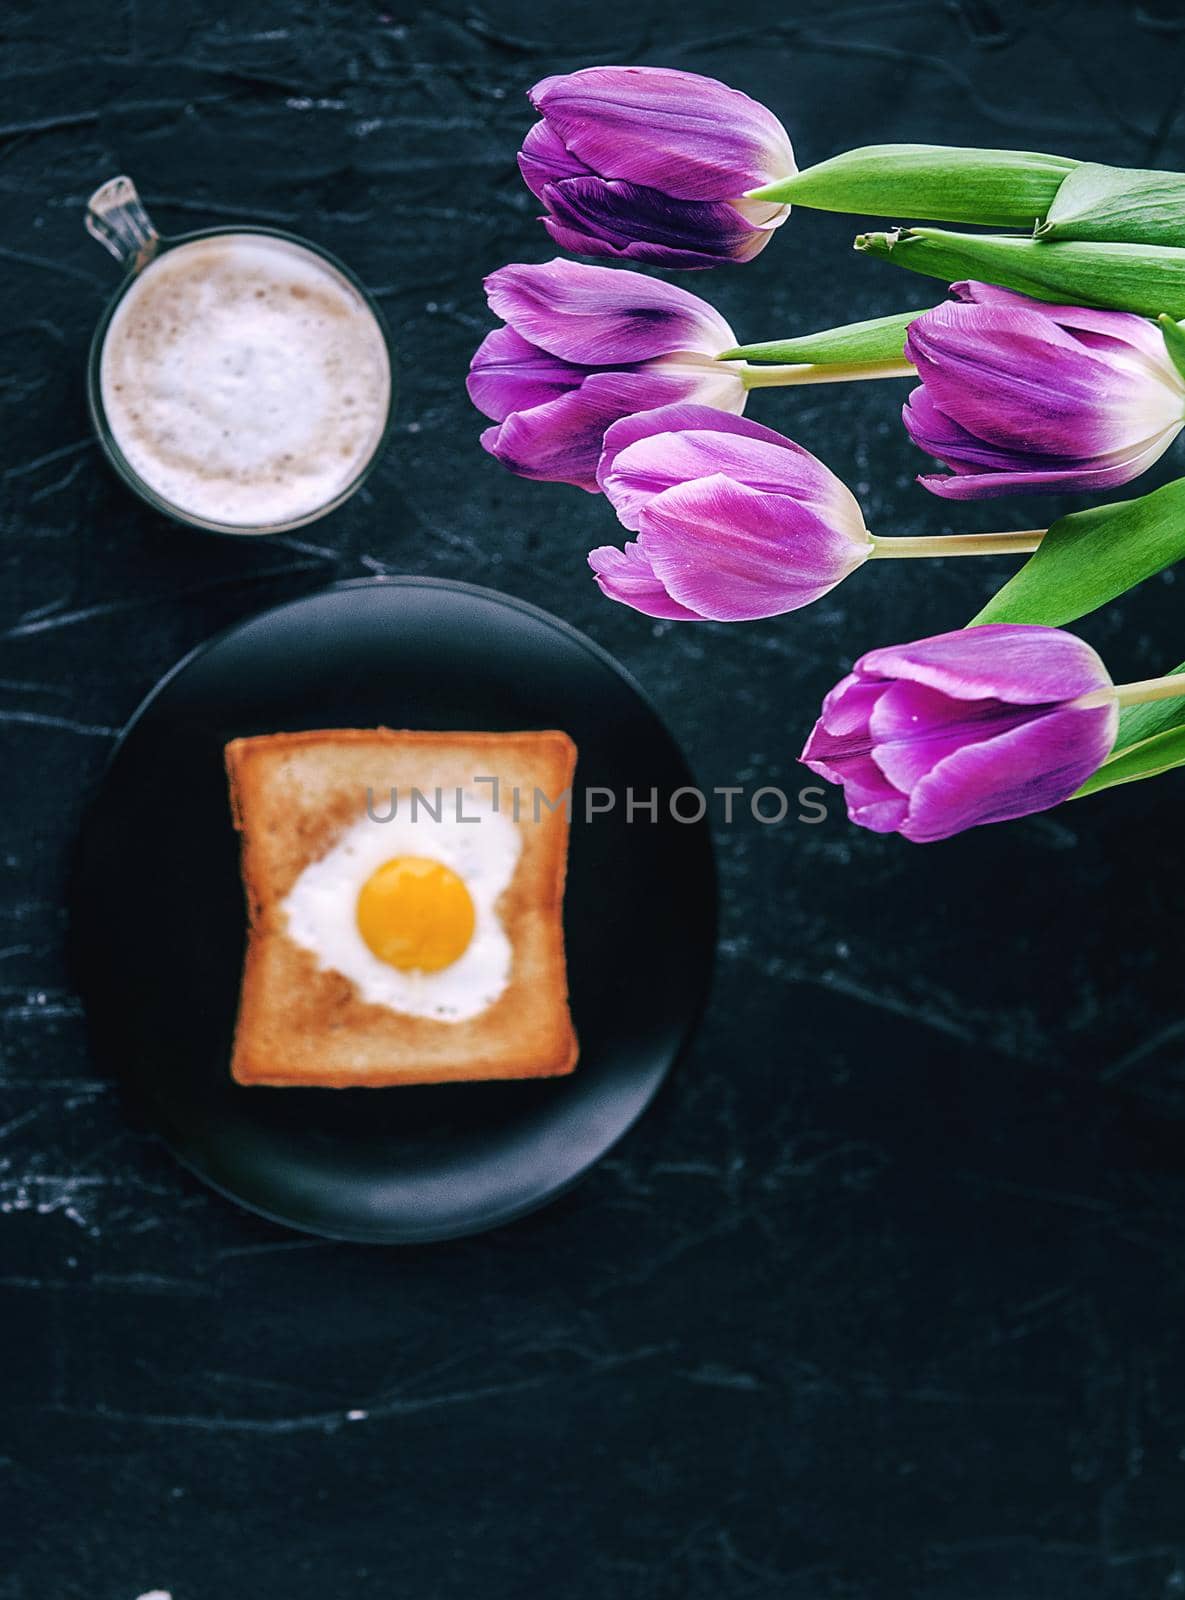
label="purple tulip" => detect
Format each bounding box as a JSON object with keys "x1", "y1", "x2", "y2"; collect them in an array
[
  {"x1": 520, "y1": 66, "x2": 795, "y2": 269},
  {"x1": 801, "y1": 624, "x2": 1118, "y2": 842},
  {"x1": 589, "y1": 405, "x2": 871, "y2": 620},
  {"x1": 903, "y1": 282, "x2": 1185, "y2": 499},
  {"x1": 468, "y1": 259, "x2": 745, "y2": 492}
]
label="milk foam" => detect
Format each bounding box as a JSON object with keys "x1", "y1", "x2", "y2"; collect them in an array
[{"x1": 99, "y1": 233, "x2": 391, "y2": 529}]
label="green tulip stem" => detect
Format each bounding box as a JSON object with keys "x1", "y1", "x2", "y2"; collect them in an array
[
  {"x1": 739, "y1": 359, "x2": 915, "y2": 388},
  {"x1": 1111, "y1": 674, "x2": 1185, "y2": 709},
  {"x1": 869, "y1": 530, "x2": 1046, "y2": 559}
]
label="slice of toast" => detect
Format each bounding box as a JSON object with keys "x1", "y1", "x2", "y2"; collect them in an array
[{"x1": 224, "y1": 728, "x2": 578, "y2": 1086}]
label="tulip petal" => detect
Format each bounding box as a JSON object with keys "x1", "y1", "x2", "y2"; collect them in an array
[
  {"x1": 637, "y1": 475, "x2": 869, "y2": 620},
  {"x1": 915, "y1": 426, "x2": 1183, "y2": 498},
  {"x1": 483, "y1": 258, "x2": 735, "y2": 364},
  {"x1": 904, "y1": 385, "x2": 1065, "y2": 474},
  {"x1": 907, "y1": 305, "x2": 1136, "y2": 450},
  {"x1": 599, "y1": 401, "x2": 797, "y2": 477},
  {"x1": 836, "y1": 778, "x2": 911, "y2": 834},
  {"x1": 800, "y1": 677, "x2": 882, "y2": 776},
  {"x1": 859, "y1": 624, "x2": 1111, "y2": 704},
  {"x1": 899, "y1": 702, "x2": 1117, "y2": 842},
  {"x1": 646, "y1": 355, "x2": 749, "y2": 417},
  {"x1": 814, "y1": 674, "x2": 884, "y2": 745},
  {"x1": 597, "y1": 403, "x2": 867, "y2": 541},
  {"x1": 906, "y1": 380, "x2": 1185, "y2": 495},
  {"x1": 612, "y1": 428, "x2": 865, "y2": 537},
  {"x1": 518, "y1": 119, "x2": 597, "y2": 200},
  {"x1": 529, "y1": 66, "x2": 794, "y2": 201},
  {"x1": 868, "y1": 681, "x2": 1038, "y2": 790},
  {"x1": 951, "y1": 281, "x2": 1171, "y2": 364},
  {"x1": 466, "y1": 326, "x2": 584, "y2": 422},
  {"x1": 800, "y1": 681, "x2": 910, "y2": 833},
  {"x1": 479, "y1": 369, "x2": 709, "y2": 491},
  {"x1": 539, "y1": 177, "x2": 774, "y2": 268},
  {"x1": 587, "y1": 540, "x2": 703, "y2": 620}
]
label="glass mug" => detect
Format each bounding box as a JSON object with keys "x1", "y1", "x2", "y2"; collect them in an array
[{"x1": 85, "y1": 176, "x2": 394, "y2": 536}]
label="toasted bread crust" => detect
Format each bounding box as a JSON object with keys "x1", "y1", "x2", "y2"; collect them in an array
[{"x1": 225, "y1": 728, "x2": 578, "y2": 1086}]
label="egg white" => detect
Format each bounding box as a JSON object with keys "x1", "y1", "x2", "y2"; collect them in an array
[{"x1": 280, "y1": 794, "x2": 522, "y2": 1021}]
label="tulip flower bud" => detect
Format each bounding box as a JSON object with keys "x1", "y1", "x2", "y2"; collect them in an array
[
  {"x1": 468, "y1": 260, "x2": 746, "y2": 491},
  {"x1": 588, "y1": 405, "x2": 872, "y2": 619},
  {"x1": 520, "y1": 66, "x2": 795, "y2": 269},
  {"x1": 902, "y1": 283, "x2": 1185, "y2": 499},
  {"x1": 801, "y1": 624, "x2": 1118, "y2": 842}
]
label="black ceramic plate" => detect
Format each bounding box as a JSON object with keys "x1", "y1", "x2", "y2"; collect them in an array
[{"x1": 73, "y1": 579, "x2": 715, "y2": 1243}]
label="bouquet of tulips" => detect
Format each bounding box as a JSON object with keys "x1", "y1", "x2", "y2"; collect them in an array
[{"x1": 469, "y1": 65, "x2": 1185, "y2": 843}]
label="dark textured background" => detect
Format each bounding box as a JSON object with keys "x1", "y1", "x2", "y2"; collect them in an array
[{"x1": 5, "y1": 1, "x2": 1185, "y2": 1595}]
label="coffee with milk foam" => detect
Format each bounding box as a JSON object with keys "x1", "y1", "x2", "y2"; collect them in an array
[{"x1": 99, "y1": 233, "x2": 391, "y2": 529}]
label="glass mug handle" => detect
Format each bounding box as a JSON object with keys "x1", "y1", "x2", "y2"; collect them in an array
[{"x1": 85, "y1": 175, "x2": 159, "y2": 271}]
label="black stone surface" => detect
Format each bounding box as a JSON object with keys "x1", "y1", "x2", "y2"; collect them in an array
[{"x1": 4, "y1": 1, "x2": 1185, "y2": 1595}]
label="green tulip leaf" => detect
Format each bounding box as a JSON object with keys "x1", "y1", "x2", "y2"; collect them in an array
[
  {"x1": 969, "y1": 478, "x2": 1185, "y2": 629},
  {"x1": 1039, "y1": 163, "x2": 1185, "y2": 246},
  {"x1": 856, "y1": 227, "x2": 1185, "y2": 320},
  {"x1": 751, "y1": 145, "x2": 1076, "y2": 225},
  {"x1": 1075, "y1": 722, "x2": 1185, "y2": 798},
  {"x1": 721, "y1": 309, "x2": 922, "y2": 366}
]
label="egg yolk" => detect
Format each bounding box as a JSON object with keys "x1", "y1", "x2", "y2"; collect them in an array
[{"x1": 356, "y1": 856, "x2": 475, "y2": 973}]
